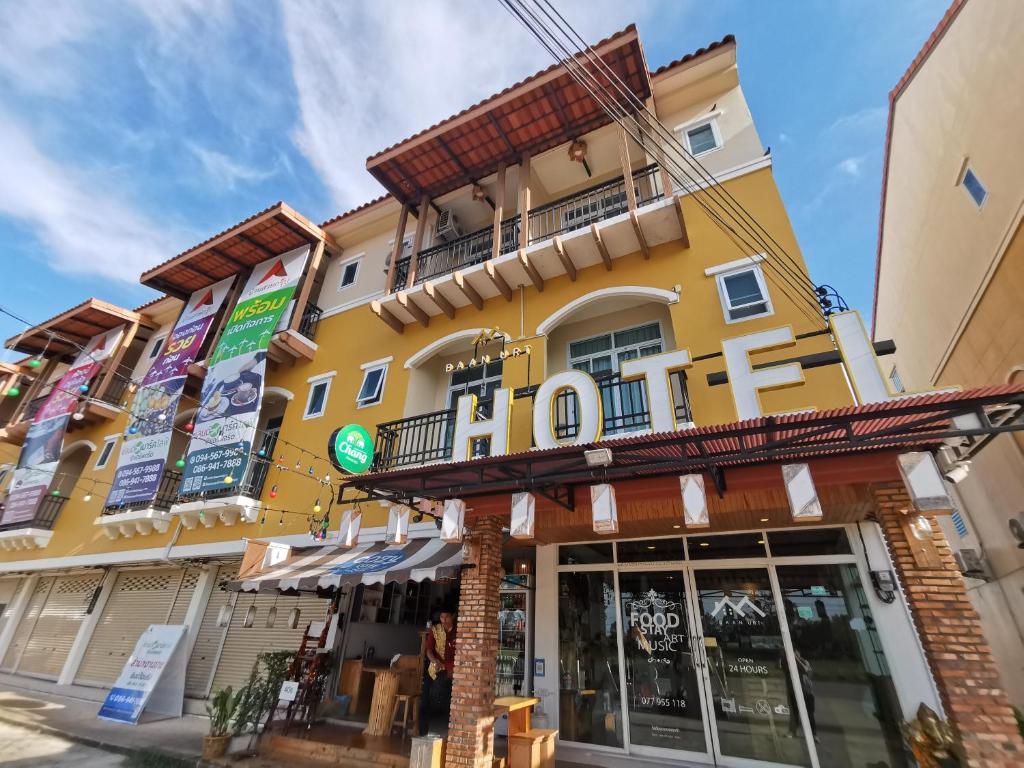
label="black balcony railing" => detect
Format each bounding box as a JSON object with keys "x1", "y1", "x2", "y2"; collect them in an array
[
  {"x1": 97, "y1": 375, "x2": 129, "y2": 406},
  {"x1": 176, "y1": 457, "x2": 271, "y2": 504},
  {"x1": 104, "y1": 469, "x2": 182, "y2": 513},
  {"x1": 0, "y1": 494, "x2": 68, "y2": 533},
  {"x1": 373, "y1": 407, "x2": 458, "y2": 471},
  {"x1": 298, "y1": 301, "x2": 323, "y2": 340},
  {"x1": 20, "y1": 393, "x2": 49, "y2": 423},
  {"x1": 553, "y1": 370, "x2": 692, "y2": 440},
  {"x1": 392, "y1": 216, "x2": 520, "y2": 291},
  {"x1": 528, "y1": 164, "x2": 663, "y2": 244}
]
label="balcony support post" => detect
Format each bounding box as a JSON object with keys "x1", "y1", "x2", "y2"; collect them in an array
[
  {"x1": 424, "y1": 281, "x2": 455, "y2": 319},
  {"x1": 208, "y1": 273, "x2": 246, "y2": 353},
  {"x1": 484, "y1": 262, "x2": 512, "y2": 302},
  {"x1": 518, "y1": 250, "x2": 544, "y2": 292},
  {"x1": 12, "y1": 356, "x2": 58, "y2": 423},
  {"x1": 490, "y1": 163, "x2": 507, "y2": 262},
  {"x1": 407, "y1": 194, "x2": 431, "y2": 289},
  {"x1": 590, "y1": 224, "x2": 612, "y2": 271},
  {"x1": 397, "y1": 291, "x2": 430, "y2": 328},
  {"x1": 553, "y1": 236, "x2": 576, "y2": 281},
  {"x1": 289, "y1": 237, "x2": 326, "y2": 335},
  {"x1": 385, "y1": 203, "x2": 411, "y2": 294},
  {"x1": 371, "y1": 301, "x2": 405, "y2": 334},
  {"x1": 518, "y1": 153, "x2": 531, "y2": 250},
  {"x1": 645, "y1": 95, "x2": 675, "y2": 198},
  {"x1": 619, "y1": 125, "x2": 651, "y2": 259},
  {"x1": 454, "y1": 271, "x2": 483, "y2": 310},
  {"x1": 94, "y1": 319, "x2": 139, "y2": 405}
]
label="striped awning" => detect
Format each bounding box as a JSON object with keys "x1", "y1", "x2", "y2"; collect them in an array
[{"x1": 227, "y1": 538, "x2": 464, "y2": 594}]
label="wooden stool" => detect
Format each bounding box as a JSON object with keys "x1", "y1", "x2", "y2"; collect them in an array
[
  {"x1": 508, "y1": 728, "x2": 558, "y2": 768},
  {"x1": 391, "y1": 693, "x2": 420, "y2": 737}
]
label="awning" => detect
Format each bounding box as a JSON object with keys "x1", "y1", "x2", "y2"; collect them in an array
[
  {"x1": 5, "y1": 298, "x2": 148, "y2": 360},
  {"x1": 228, "y1": 538, "x2": 464, "y2": 594}
]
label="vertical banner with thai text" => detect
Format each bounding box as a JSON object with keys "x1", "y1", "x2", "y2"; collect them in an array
[
  {"x1": 179, "y1": 246, "x2": 309, "y2": 496},
  {"x1": 3, "y1": 326, "x2": 125, "y2": 524},
  {"x1": 105, "y1": 277, "x2": 234, "y2": 508}
]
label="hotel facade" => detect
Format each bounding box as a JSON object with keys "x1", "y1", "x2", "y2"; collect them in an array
[{"x1": 0, "y1": 26, "x2": 1022, "y2": 768}]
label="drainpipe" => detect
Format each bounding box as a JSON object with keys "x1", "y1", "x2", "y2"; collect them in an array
[{"x1": 160, "y1": 518, "x2": 185, "y2": 565}]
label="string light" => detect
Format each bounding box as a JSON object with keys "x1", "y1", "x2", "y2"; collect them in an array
[
  {"x1": 223, "y1": 475, "x2": 234, "y2": 485},
  {"x1": 175, "y1": 457, "x2": 186, "y2": 469},
  {"x1": 269, "y1": 484, "x2": 278, "y2": 499},
  {"x1": 28, "y1": 357, "x2": 41, "y2": 369},
  {"x1": 183, "y1": 422, "x2": 194, "y2": 432},
  {"x1": 78, "y1": 384, "x2": 89, "y2": 393},
  {"x1": 6, "y1": 387, "x2": 19, "y2": 397}
]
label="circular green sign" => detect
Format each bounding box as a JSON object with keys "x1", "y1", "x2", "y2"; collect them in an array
[{"x1": 329, "y1": 424, "x2": 374, "y2": 474}]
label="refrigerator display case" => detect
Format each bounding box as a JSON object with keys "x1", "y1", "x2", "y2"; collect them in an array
[{"x1": 495, "y1": 576, "x2": 533, "y2": 735}]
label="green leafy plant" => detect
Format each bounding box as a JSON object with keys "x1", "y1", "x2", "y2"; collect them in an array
[
  {"x1": 232, "y1": 650, "x2": 296, "y2": 745},
  {"x1": 205, "y1": 686, "x2": 240, "y2": 737},
  {"x1": 1015, "y1": 707, "x2": 1024, "y2": 740}
]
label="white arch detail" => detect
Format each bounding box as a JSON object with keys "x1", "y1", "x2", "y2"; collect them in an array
[
  {"x1": 62, "y1": 439, "x2": 97, "y2": 456},
  {"x1": 535, "y1": 286, "x2": 679, "y2": 336},
  {"x1": 264, "y1": 386, "x2": 295, "y2": 402},
  {"x1": 404, "y1": 328, "x2": 512, "y2": 369}
]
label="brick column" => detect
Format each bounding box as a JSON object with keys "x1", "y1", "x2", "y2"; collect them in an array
[
  {"x1": 873, "y1": 482, "x2": 1023, "y2": 767},
  {"x1": 446, "y1": 516, "x2": 503, "y2": 768}
]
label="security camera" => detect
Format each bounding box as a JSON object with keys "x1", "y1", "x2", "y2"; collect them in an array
[{"x1": 943, "y1": 462, "x2": 971, "y2": 484}]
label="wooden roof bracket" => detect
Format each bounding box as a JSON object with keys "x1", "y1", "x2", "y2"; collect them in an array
[{"x1": 371, "y1": 301, "x2": 404, "y2": 334}]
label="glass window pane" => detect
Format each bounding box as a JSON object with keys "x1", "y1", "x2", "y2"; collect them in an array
[
  {"x1": 558, "y1": 543, "x2": 613, "y2": 565},
  {"x1": 341, "y1": 261, "x2": 358, "y2": 287},
  {"x1": 768, "y1": 528, "x2": 852, "y2": 557},
  {"x1": 723, "y1": 270, "x2": 764, "y2": 307},
  {"x1": 962, "y1": 168, "x2": 987, "y2": 207},
  {"x1": 687, "y1": 123, "x2": 717, "y2": 154},
  {"x1": 590, "y1": 355, "x2": 614, "y2": 373},
  {"x1": 776, "y1": 564, "x2": 908, "y2": 767},
  {"x1": 617, "y1": 538, "x2": 685, "y2": 563},
  {"x1": 358, "y1": 368, "x2": 384, "y2": 402},
  {"x1": 729, "y1": 301, "x2": 769, "y2": 320},
  {"x1": 558, "y1": 572, "x2": 623, "y2": 747},
  {"x1": 688, "y1": 532, "x2": 767, "y2": 560},
  {"x1": 307, "y1": 382, "x2": 327, "y2": 415},
  {"x1": 694, "y1": 568, "x2": 810, "y2": 765},
  {"x1": 570, "y1": 334, "x2": 612, "y2": 359},
  {"x1": 572, "y1": 360, "x2": 591, "y2": 373},
  {"x1": 620, "y1": 571, "x2": 705, "y2": 752},
  {"x1": 639, "y1": 344, "x2": 662, "y2": 357},
  {"x1": 617, "y1": 348, "x2": 639, "y2": 364},
  {"x1": 613, "y1": 323, "x2": 661, "y2": 348}
]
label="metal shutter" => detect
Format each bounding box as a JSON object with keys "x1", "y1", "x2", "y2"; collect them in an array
[
  {"x1": 209, "y1": 592, "x2": 332, "y2": 694},
  {"x1": 75, "y1": 567, "x2": 192, "y2": 687},
  {"x1": 18, "y1": 573, "x2": 103, "y2": 679},
  {"x1": 1, "y1": 577, "x2": 53, "y2": 671},
  {"x1": 185, "y1": 565, "x2": 237, "y2": 698},
  {"x1": 0, "y1": 578, "x2": 23, "y2": 642}
]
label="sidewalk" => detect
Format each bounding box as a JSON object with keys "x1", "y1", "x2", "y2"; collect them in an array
[{"x1": 0, "y1": 674, "x2": 206, "y2": 765}]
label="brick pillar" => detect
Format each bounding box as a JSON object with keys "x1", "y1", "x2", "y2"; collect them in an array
[
  {"x1": 445, "y1": 516, "x2": 503, "y2": 768},
  {"x1": 873, "y1": 482, "x2": 1023, "y2": 767}
]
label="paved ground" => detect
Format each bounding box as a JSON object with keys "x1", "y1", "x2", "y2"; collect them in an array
[{"x1": 0, "y1": 717, "x2": 127, "y2": 767}]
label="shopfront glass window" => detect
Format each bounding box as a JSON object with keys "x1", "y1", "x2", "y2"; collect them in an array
[
  {"x1": 694, "y1": 568, "x2": 811, "y2": 766},
  {"x1": 776, "y1": 564, "x2": 910, "y2": 767},
  {"x1": 617, "y1": 537, "x2": 685, "y2": 563},
  {"x1": 619, "y1": 572, "x2": 705, "y2": 753},
  {"x1": 558, "y1": 572, "x2": 623, "y2": 747}
]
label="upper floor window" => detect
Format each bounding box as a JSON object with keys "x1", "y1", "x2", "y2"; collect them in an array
[
  {"x1": 95, "y1": 435, "x2": 119, "y2": 469},
  {"x1": 357, "y1": 358, "x2": 391, "y2": 408},
  {"x1": 304, "y1": 373, "x2": 335, "y2": 420},
  {"x1": 569, "y1": 322, "x2": 663, "y2": 374},
  {"x1": 889, "y1": 366, "x2": 905, "y2": 394},
  {"x1": 447, "y1": 361, "x2": 504, "y2": 409},
  {"x1": 678, "y1": 115, "x2": 723, "y2": 157},
  {"x1": 339, "y1": 255, "x2": 362, "y2": 290},
  {"x1": 714, "y1": 263, "x2": 773, "y2": 323},
  {"x1": 959, "y1": 165, "x2": 987, "y2": 208},
  {"x1": 148, "y1": 336, "x2": 166, "y2": 359}
]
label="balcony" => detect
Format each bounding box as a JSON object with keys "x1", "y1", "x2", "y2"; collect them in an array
[
  {"x1": 0, "y1": 495, "x2": 67, "y2": 550},
  {"x1": 169, "y1": 456, "x2": 271, "y2": 529},
  {"x1": 371, "y1": 371, "x2": 692, "y2": 470},
  {"x1": 96, "y1": 469, "x2": 181, "y2": 540},
  {"x1": 371, "y1": 163, "x2": 687, "y2": 331},
  {"x1": 269, "y1": 299, "x2": 323, "y2": 364}
]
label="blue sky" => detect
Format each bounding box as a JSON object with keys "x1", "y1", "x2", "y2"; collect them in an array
[{"x1": 0, "y1": 0, "x2": 949, "y2": 355}]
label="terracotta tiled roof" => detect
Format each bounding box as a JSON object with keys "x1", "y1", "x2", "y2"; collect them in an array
[
  {"x1": 650, "y1": 34, "x2": 736, "y2": 77},
  {"x1": 872, "y1": 0, "x2": 967, "y2": 335}
]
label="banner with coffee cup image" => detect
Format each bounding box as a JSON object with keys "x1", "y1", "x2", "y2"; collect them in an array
[
  {"x1": 105, "y1": 277, "x2": 234, "y2": 508},
  {"x1": 179, "y1": 246, "x2": 309, "y2": 496}
]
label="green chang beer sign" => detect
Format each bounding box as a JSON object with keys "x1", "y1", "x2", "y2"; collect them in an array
[{"x1": 329, "y1": 424, "x2": 374, "y2": 474}]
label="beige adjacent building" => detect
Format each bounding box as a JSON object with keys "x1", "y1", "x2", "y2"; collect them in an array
[{"x1": 874, "y1": 0, "x2": 1024, "y2": 705}]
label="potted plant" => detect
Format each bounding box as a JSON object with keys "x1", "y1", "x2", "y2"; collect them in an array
[{"x1": 204, "y1": 686, "x2": 239, "y2": 760}]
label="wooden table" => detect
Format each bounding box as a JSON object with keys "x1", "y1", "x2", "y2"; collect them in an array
[
  {"x1": 494, "y1": 696, "x2": 541, "y2": 738},
  {"x1": 363, "y1": 668, "x2": 401, "y2": 736}
]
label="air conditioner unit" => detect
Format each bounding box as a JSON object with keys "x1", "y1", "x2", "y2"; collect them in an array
[
  {"x1": 1009, "y1": 513, "x2": 1024, "y2": 549},
  {"x1": 434, "y1": 209, "x2": 463, "y2": 242},
  {"x1": 953, "y1": 548, "x2": 989, "y2": 579}
]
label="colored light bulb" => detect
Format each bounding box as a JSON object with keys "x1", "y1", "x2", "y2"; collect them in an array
[
  {"x1": 184, "y1": 423, "x2": 194, "y2": 432},
  {"x1": 79, "y1": 384, "x2": 89, "y2": 393},
  {"x1": 28, "y1": 358, "x2": 41, "y2": 368},
  {"x1": 224, "y1": 475, "x2": 234, "y2": 485},
  {"x1": 175, "y1": 458, "x2": 186, "y2": 469},
  {"x1": 269, "y1": 485, "x2": 278, "y2": 499},
  {"x1": 7, "y1": 387, "x2": 20, "y2": 397}
]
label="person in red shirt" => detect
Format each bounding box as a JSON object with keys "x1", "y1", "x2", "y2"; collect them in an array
[{"x1": 418, "y1": 609, "x2": 456, "y2": 735}]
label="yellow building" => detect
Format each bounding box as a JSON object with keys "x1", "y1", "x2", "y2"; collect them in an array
[{"x1": 1, "y1": 24, "x2": 1022, "y2": 768}]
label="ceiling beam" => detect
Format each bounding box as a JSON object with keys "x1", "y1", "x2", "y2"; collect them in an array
[
  {"x1": 424, "y1": 281, "x2": 455, "y2": 319},
  {"x1": 453, "y1": 271, "x2": 483, "y2": 310},
  {"x1": 590, "y1": 224, "x2": 612, "y2": 270},
  {"x1": 371, "y1": 301, "x2": 405, "y2": 334}
]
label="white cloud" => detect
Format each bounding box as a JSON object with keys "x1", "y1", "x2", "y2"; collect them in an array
[
  {"x1": 0, "y1": 0, "x2": 97, "y2": 94},
  {"x1": 836, "y1": 155, "x2": 866, "y2": 178},
  {"x1": 779, "y1": 132, "x2": 791, "y2": 144},
  {"x1": 0, "y1": 111, "x2": 191, "y2": 283},
  {"x1": 826, "y1": 106, "x2": 886, "y2": 136},
  {"x1": 281, "y1": 0, "x2": 672, "y2": 210},
  {"x1": 187, "y1": 142, "x2": 276, "y2": 190}
]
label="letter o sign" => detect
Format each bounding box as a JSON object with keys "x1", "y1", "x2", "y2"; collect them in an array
[{"x1": 533, "y1": 370, "x2": 603, "y2": 450}]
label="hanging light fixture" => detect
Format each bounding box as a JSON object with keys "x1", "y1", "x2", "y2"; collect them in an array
[
  {"x1": 266, "y1": 594, "x2": 279, "y2": 628},
  {"x1": 242, "y1": 595, "x2": 257, "y2": 628},
  {"x1": 287, "y1": 602, "x2": 301, "y2": 630}
]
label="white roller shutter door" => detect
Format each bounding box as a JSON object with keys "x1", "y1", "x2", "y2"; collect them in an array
[
  {"x1": 209, "y1": 592, "x2": 332, "y2": 694},
  {"x1": 185, "y1": 564, "x2": 237, "y2": 698},
  {"x1": 0, "y1": 578, "x2": 23, "y2": 643},
  {"x1": 18, "y1": 573, "x2": 103, "y2": 679},
  {"x1": 0, "y1": 577, "x2": 45, "y2": 671},
  {"x1": 75, "y1": 567, "x2": 199, "y2": 687}
]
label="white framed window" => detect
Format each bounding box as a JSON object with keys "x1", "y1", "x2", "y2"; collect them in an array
[
  {"x1": 568, "y1": 322, "x2": 664, "y2": 373},
  {"x1": 148, "y1": 335, "x2": 166, "y2": 359},
  {"x1": 357, "y1": 358, "x2": 391, "y2": 408},
  {"x1": 715, "y1": 264, "x2": 773, "y2": 323},
  {"x1": 889, "y1": 366, "x2": 905, "y2": 394},
  {"x1": 94, "y1": 435, "x2": 119, "y2": 469},
  {"x1": 447, "y1": 360, "x2": 504, "y2": 409},
  {"x1": 304, "y1": 372, "x2": 336, "y2": 420},
  {"x1": 958, "y1": 165, "x2": 987, "y2": 208},
  {"x1": 338, "y1": 254, "x2": 362, "y2": 290},
  {"x1": 677, "y1": 113, "x2": 723, "y2": 157}
]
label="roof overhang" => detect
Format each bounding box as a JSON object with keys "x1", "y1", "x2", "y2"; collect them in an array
[
  {"x1": 5, "y1": 299, "x2": 147, "y2": 360},
  {"x1": 347, "y1": 386, "x2": 1024, "y2": 504},
  {"x1": 140, "y1": 202, "x2": 328, "y2": 299},
  {"x1": 365, "y1": 24, "x2": 651, "y2": 205}
]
